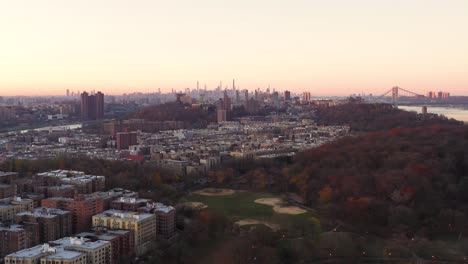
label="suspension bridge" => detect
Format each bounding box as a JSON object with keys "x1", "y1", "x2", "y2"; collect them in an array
[{"x1": 378, "y1": 86, "x2": 424, "y2": 108}]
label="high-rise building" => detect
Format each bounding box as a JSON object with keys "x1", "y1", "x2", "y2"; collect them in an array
[
  {"x1": 302, "y1": 92, "x2": 311, "y2": 102},
  {"x1": 217, "y1": 109, "x2": 227, "y2": 123},
  {"x1": 138, "y1": 202, "x2": 176, "y2": 239},
  {"x1": 80, "y1": 91, "x2": 104, "y2": 120},
  {"x1": 16, "y1": 207, "x2": 72, "y2": 243},
  {"x1": 5, "y1": 243, "x2": 87, "y2": 264},
  {"x1": 284, "y1": 90, "x2": 291, "y2": 101},
  {"x1": 50, "y1": 237, "x2": 112, "y2": 264},
  {"x1": 80, "y1": 92, "x2": 89, "y2": 120},
  {"x1": 222, "y1": 91, "x2": 231, "y2": 111},
  {"x1": 75, "y1": 228, "x2": 135, "y2": 264},
  {"x1": 116, "y1": 132, "x2": 138, "y2": 150},
  {"x1": 41, "y1": 189, "x2": 138, "y2": 233},
  {"x1": 95, "y1": 92, "x2": 104, "y2": 119},
  {"x1": 92, "y1": 210, "x2": 156, "y2": 256},
  {"x1": 0, "y1": 224, "x2": 37, "y2": 257}
]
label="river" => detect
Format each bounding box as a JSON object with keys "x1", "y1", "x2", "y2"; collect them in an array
[{"x1": 400, "y1": 106, "x2": 468, "y2": 123}]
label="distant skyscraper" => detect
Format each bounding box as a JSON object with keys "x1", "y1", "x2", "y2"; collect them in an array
[
  {"x1": 302, "y1": 92, "x2": 311, "y2": 102},
  {"x1": 284, "y1": 90, "x2": 291, "y2": 101},
  {"x1": 66, "y1": 89, "x2": 70, "y2": 97},
  {"x1": 80, "y1": 91, "x2": 104, "y2": 120},
  {"x1": 222, "y1": 90, "x2": 231, "y2": 111},
  {"x1": 217, "y1": 109, "x2": 227, "y2": 123}
]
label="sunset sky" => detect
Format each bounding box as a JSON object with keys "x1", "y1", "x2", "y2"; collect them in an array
[{"x1": 0, "y1": 0, "x2": 467, "y2": 96}]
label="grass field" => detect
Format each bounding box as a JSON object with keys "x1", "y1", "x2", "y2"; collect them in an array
[{"x1": 184, "y1": 190, "x2": 318, "y2": 227}]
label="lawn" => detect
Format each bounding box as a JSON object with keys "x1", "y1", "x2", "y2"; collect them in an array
[{"x1": 184, "y1": 190, "x2": 317, "y2": 227}]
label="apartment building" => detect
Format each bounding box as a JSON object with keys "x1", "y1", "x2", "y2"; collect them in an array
[
  {"x1": 92, "y1": 210, "x2": 156, "y2": 256},
  {"x1": 16, "y1": 207, "x2": 72, "y2": 243}
]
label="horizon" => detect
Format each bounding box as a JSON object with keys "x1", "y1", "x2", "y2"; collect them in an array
[{"x1": 1, "y1": 0, "x2": 467, "y2": 96}]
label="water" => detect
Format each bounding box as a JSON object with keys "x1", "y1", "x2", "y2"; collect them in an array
[
  {"x1": 400, "y1": 106, "x2": 468, "y2": 123},
  {"x1": 20, "y1": 123, "x2": 82, "y2": 133}
]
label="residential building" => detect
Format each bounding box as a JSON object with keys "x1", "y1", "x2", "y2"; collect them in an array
[
  {"x1": 92, "y1": 210, "x2": 156, "y2": 256},
  {"x1": 0, "y1": 197, "x2": 34, "y2": 222},
  {"x1": 139, "y1": 202, "x2": 176, "y2": 239},
  {"x1": 5, "y1": 244, "x2": 87, "y2": 264},
  {"x1": 217, "y1": 109, "x2": 227, "y2": 123},
  {"x1": 116, "y1": 132, "x2": 138, "y2": 150},
  {"x1": 16, "y1": 207, "x2": 72, "y2": 243},
  {"x1": 111, "y1": 197, "x2": 150, "y2": 212},
  {"x1": 50, "y1": 237, "x2": 112, "y2": 264},
  {"x1": 0, "y1": 224, "x2": 37, "y2": 257},
  {"x1": 81, "y1": 91, "x2": 104, "y2": 120},
  {"x1": 75, "y1": 228, "x2": 135, "y2": 264}
]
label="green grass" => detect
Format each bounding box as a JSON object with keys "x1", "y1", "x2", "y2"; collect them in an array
[{"x1": 185, "y1": 191, "x2": 317, "y2": 227}]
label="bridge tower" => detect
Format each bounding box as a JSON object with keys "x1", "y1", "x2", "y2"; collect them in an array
[{"x1": 392, "y1": 86, "x2": 399, "y2": 108}]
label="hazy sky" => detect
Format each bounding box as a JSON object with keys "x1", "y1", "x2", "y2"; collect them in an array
[{"x1": 1, "y1": 0, "x2": 467, "y2": 96}]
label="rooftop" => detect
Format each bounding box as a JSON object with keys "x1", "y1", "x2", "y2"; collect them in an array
[
  {"x1": 143, "y1": 202, "x2": 175, "y2": 213},
  {"x1": 115, "y1": 197, "x2": 150, "y2": 204},
  {"x1": 16, "y1": 207, "x2": 70, "y2": 218},
  {"x1": 94, "y1": 209, "x2": 154, "y2": 222},
  {"x1": 52, "y1": 237, "x2": 110, "y2": 250}
]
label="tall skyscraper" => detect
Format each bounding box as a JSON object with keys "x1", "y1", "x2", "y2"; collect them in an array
[
  {"x1": 284, "y1": 90, "x2": 291, "y2": 101},
  {"x1": 302, "y1": 92, "x2": 311, "y2": 102},
  {"x1": 80, "y1": 91, "x2": 104, "y2": 120}
]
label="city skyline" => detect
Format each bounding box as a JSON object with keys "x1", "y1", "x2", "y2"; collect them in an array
[{"x1": 1, "y1": 0, "x2": 467, "y2": 96}]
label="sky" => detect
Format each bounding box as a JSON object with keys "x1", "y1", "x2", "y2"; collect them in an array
[{"x1": 0, "y1": 0, "x2": 467, "y2": 96}]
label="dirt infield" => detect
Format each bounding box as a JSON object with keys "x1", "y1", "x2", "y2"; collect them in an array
[
  {"x1": 193, "y1": 188, "x2": 235, "y2": 196},
  {"x1": 255, "y1": 198, "x2": 307, "y2": 215},
  {"x1": 234, "y1": 219, "x2": 280, "y2": 231},
  {"x1": 181, "y1": 202, "x2": 208, "y2": 210}
]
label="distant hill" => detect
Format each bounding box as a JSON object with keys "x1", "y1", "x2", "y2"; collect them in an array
[{"x1": 315, "y1": 103, "x2": 462, "y2": 132}]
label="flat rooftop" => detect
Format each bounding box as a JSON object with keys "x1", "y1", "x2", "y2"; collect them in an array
[
  {"x1": 94, "y1": 209, "x2": 154, "y2": 222},
  {"x1": 52, "y1": 237, "x2": 110, "y2": 250}
]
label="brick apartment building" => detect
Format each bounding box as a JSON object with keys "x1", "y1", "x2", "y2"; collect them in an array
[
  {"x1": 109, "y1": 197, "x2": 177, "y2": 239},
  {"x1": 75, "y1": 228, "x2": 135, "y2": 263},
  {"x1": 0, "y1": 172, "x2": 18, "y2": 199},
  {"x1": 41, "y1": 189, "x2": 138, "y2": 233},
  {"x1": 0, "y1": 197, "x2": 34, "y2": 223},
  {"x1": 5, "y1": 243, "x2": 87, "y2": 264},
  {"x1": 0, "y1": 224, "x2": 38, "y2": 257},
  {"x1": 139, "y1": 202, "x2": 176, "y2": 239},
  {"x1": 16, "y1": 207, "x2": 72, "y2": 243},
  {"x1": 33, "y1": 170, "x2": 105, "y2": 195}
]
